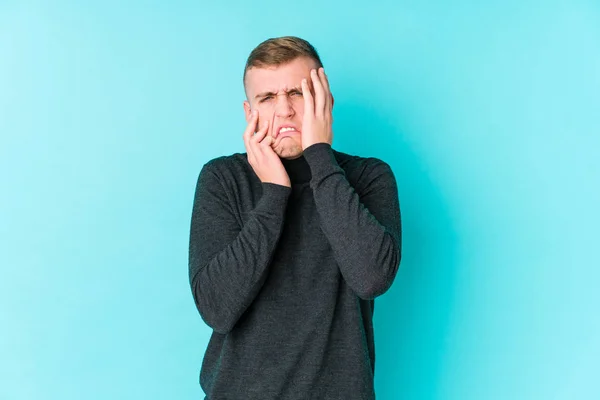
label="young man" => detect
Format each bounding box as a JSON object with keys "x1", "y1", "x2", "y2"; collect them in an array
[{"x1": 188, "y1": 36, "x2": 402, "y2": 400}]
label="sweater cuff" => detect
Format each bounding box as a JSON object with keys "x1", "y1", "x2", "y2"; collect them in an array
[{"x1": 302, "y1": 142, "x2": 342, "y2": 183}]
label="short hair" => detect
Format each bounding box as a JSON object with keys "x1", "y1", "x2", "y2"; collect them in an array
[{"x1": 243, "y1": 36, "x2": 323, "y2": 87}]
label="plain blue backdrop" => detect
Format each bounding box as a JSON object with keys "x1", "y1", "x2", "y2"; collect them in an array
[{"x1": 1, "y1": 1, "x2": 599, "y2": 399}]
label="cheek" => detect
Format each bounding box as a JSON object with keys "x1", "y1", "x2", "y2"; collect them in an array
[
  {"x1": 257, "y1": 104, "x2": 274, "y2": 117},
  {"x1": 293, "y1": 98, "x2": 305, "y2": 118},
  {"x1": 256, "y1": 113, "x2": 275, "y2": 135},
  {"x1": 256, "y1": 102, "x2": 274, "y2": 111},
  {"x1": 255, "y1": 106, "x2": 274, "y2": 124}
]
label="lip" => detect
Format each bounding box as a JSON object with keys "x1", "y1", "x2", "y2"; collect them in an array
[{"x1": 275, "y1": 124, "x2": 301, "y2": 138}]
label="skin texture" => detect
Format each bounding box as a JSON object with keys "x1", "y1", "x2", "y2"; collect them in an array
[{"x1": 242, "y1": 56, "x2": 334, "y2": 187}]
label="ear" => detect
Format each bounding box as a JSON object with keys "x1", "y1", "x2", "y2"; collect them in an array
[{"x1": 243, "y1": 100, "x2": 252, "y2": 122}]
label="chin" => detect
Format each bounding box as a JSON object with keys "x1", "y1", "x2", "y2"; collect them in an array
[{"x1": 275, "y1": 142, "x2": 303, "y2": 159}]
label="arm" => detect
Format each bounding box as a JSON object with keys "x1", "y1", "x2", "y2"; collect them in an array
[
  {"x1": 188, "y1": 162, "x2": 291, "y2": 333},
  {"x1": 303, "y1": 143, "x2": 402, "y2": 300}
]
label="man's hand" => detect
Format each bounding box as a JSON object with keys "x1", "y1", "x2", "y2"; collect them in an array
[
  {"x1": 243, "y1": 109, "x2": 291, "y2": 188},
  {"x1": 301, "y1": 67, "x2": 333, "y2": 150}
]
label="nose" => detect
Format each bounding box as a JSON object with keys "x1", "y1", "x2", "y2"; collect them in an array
[{"x1": 274, "y1": 95, "x2": 294, "y2": 119}]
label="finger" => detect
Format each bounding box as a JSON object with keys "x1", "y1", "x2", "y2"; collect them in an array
[
  {"x1": 259, "y1": 134, "x2": 273, "y2": 147},
  {"x1": 319, "y1": 68, "x2": 332, "y2": 113},
  {"x1": 311, "y1": 68, "x2": 325, "y2": 117},
  {"x1": 251, "y1": 119, "x2": 269, "y2": 145},
  {"x1": 301, "y1": 78, "x2": 314, "y2": 117},
  {"x1": 243, "y1": 109, "x2": 259, "y2": 161},
  {"x1": 255, "y1": 120, "x2": 271, "y2": 157},
  {"x1": 243, "y1": 110, "x2": 259, "y2": 146},
  {"x1": 258, "y1": 119, "x2": 273, "y2": 145},
  {"x1": 270, "y1": 112, "x2": 276, "y2": 139},
  {"x1": 244, "y1": 109, "x2": 258, "y2": 136}
]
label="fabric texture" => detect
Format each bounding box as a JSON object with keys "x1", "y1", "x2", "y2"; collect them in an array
[{"x1": 188, "y1": 142, "x2": 402, "y2": 400}]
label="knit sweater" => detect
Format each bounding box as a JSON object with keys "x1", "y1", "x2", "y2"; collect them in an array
[{"x1": 188, "y1": 142, "x2": 402, "y2": 400}]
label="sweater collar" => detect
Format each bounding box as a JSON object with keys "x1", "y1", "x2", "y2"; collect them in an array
[{"x1": 281, "y1": 154, "x2": 312, "y2": 183}]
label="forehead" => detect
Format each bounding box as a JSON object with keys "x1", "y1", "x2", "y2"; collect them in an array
[{"x1": 245, "y1": 56, "x2": 319, "y2": 95}]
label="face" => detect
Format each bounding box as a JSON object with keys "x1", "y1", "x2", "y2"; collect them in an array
[{"x1": 243, "y1": 56, "x2": 320, "y2": 160}]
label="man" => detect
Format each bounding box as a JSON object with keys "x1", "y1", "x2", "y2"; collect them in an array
[{"x1": 188, "y1": 36, "x2": 402, "y2": 400}]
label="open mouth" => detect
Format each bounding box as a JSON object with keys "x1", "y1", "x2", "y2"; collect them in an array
[{"x1": 277, "y1": 126, "x2": 300, "y2": 137}]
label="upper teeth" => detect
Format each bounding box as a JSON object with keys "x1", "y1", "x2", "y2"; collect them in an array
[{"x1": 279, "y1": 127, "x2": 296, "y2": 134}]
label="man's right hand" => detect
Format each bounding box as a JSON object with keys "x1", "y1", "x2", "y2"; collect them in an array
[{"x1": 243, "y1": 110, "x2": 291, "y2": 188}]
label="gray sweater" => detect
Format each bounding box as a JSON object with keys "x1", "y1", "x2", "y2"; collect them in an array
[{"x1": 188, "y1": 142, "x2": 402, "y2": 400}]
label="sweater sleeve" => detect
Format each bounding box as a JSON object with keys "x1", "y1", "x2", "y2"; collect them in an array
[
  {"x1": 302, "y1": 143, "x2": 402, "y2": 300},
  {"x1": 188, "y1": 162, "x2": 291, "y2": 334}
]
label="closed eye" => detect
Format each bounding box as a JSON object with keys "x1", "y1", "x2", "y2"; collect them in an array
[{"x1": 259, "y1": 90, "x2": 301, "y2": 102}]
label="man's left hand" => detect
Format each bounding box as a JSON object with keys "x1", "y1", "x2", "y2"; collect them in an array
[{"x1": 301, "y1": 67, "x2": 333, "y2": 150}]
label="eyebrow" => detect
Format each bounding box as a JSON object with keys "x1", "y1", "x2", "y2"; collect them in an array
[{"x1": 254, "y1": 86, "x2": 302, "y2": 100}]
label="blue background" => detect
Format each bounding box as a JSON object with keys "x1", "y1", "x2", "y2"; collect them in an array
[{"x1": 1, "y1": 1, "x2": 599, "y2": 399}]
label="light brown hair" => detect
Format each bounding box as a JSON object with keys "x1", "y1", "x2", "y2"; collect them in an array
[{"x1": 243, "y1": 36, "x2": 323, "y2": 88}]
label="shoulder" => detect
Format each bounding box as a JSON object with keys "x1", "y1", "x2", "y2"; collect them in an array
[
  {"x1": 201, "y1": 152, "x2": 248, "y2": 174},
  {"x1": 194, "y1": 152, "x2": 256, "y2": 192},
  {"x1": 332, "y1": 148, "x2": 396, "y2": 184},
  {"x1": 197, "y1": 152, "x2": 254, "y2": 182}
]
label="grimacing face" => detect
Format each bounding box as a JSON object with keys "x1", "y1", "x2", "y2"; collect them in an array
[{"x1": 243, "y1": 56, "x2": 326, "y2": 160}]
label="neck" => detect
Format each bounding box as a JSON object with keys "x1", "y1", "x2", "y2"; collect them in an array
[{"x1": 281, "y1": 154, "x2": 311, "y2": 183}]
